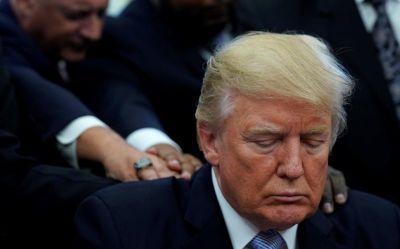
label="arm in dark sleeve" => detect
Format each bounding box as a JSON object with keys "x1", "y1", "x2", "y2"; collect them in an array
[
  {"x1": 9, "y1": 65, "x2": 95, "y2": 141},
  {"x1": 0, "y1": 129, "x2": 115, "y2": 248},
  {"x1": 71, "y1": 55, "x2": 164, "y2": 138}
]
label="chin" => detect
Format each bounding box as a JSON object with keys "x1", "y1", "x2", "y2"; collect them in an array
[
  {"x1": 62, "y1": 51, "x2": 86, "y2": 62},
  {"x1": 253, "y1": 205, "x2": 315, "y2": 231}
]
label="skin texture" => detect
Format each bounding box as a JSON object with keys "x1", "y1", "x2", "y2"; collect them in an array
[
  {"x1": 10, "y1": 0, "x2": 185, "y2": 182},
  {"x1": 15, "y1": 0, "x2": 107, "y2": 62},
  {"x1": 198, "y1": 94, "x2": 332, "y2": 230},
  {"x1": 147, "y1": 144, "x2": 203, "y2": 180}
]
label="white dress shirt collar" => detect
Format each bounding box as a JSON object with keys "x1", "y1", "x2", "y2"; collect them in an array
[{"x1": 211, "y1": 168, "x2": 298, "y2": 249}]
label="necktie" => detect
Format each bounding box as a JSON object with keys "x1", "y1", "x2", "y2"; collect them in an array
[
  {"x1": 369, "y1": 0, "x2": 400, "y2": 118},
  {"x1": 248, "y1": 230, "x2": 288, "y2": 249},
  {"x1": 57, "y1": 60, "x2": 70, "y2": 83}
]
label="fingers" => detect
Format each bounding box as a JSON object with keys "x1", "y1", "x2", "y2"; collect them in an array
[
  {"x1": 104, "y1": 153, "x2": 172, "y2": 182},
  {"x1": 328, "y1": 166, "x2": 348, "y2": 204},
  {"x1": 320, "y1": 166, "x2": 349, "y2": 214},
  {"x1": 148, "y1": 155, "x2": 176, "y2": 178},
  {"x1": 105, "y1": 152, "x2": 202, "y2": 182},
  {"x1": 146, "y1": 144, "x2": 182, "y2": 172},
  {"x1": 105, "y1": 164, "x2": 139, "y2": 182},
  {"x1": 321, "y1": 176, "x2": 334, "y2": 214},
  {"x1": 179, "y1": 154, "x2": 202, "y2": 180},
  {"x1": 185, "y1": 154, "x2": 202, "y2": 170},
  {"x1": 136, "y1": 166, "x2": 159, "y2": 180},
  {"x1": 164, "y1": 154, "x2": 182, "y2": 172},
  {"x1": 146, "y1": 144, "x2": 203, "y2": 180}
]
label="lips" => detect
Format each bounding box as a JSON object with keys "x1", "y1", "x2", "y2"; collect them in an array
[{"x1": 270, "y1": 193, "x2": 307, "y2": 203}]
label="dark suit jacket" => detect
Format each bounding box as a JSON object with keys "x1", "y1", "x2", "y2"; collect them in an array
[
  {"x1": 71, "y1": 0, "x2": 261, "y2": 158},
  {"x1": 0, "y1": 36, "x2": 115, "y2": 248},
  {"x1": 0, "y1": 128, "x2": 115, "y2": 249},
  {"x1": 74, "y1": 165, "x2": 400, "y2": 249},
  {"x1": 251, "y1": 0, "x2": 400, "y2": 205},
  {"x1": 0, "y1": 0, "x2": 95, "y2": 165}
]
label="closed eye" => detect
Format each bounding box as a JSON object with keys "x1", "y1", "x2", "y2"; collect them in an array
[
  {"x1": 250, "y1": 139, "x2": 281, "y2": 153},
  {"x1": 301, "y1": 135, "x2": 329, "y2": 152},
  {"x1": 304, "y1": 139, "x2": 325, "y2": 148}
]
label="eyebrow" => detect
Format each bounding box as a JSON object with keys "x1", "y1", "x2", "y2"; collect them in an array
[
  {"x1": 242, "y1": 126, "x2": 282, "y2": 138},
  {"x1": 57, "y1": 4, "x2": 106, "y2": 14},
  {"x1": 242, "y1": 125, "x2": 330, "y2": 139},
  {"x1": 301, "y1": 126, "x2": 330, "y2": 136}
]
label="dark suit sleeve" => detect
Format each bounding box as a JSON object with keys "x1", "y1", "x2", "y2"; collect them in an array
[
  {"x1": 0, "y1": 54, "x2": 19, "y2": 133},
  {"x1": 71, "y1": 49, "x2": 164, "y2": 138},
  {"x1": 74, "y1": 195, "x2": 122, "y2": 249},
  {"x1": 0, "y1": 127, "x2": 116, "y2": 247},
  {"x1": 9, "y1": 65, "x2": 94, "y2": 141}
]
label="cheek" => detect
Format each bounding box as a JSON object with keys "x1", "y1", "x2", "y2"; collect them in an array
[
  {"x1": 218, "y1": 149, "x2": 277, "y2": 211},
  {"x1": 305, "y1": 159, "x2": 328, "y2": 205}
]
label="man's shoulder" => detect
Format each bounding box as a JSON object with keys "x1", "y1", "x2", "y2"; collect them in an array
[
  {"x1": 329, "y1": 190, "x2": 400, "y2": 241},
  {"x1": 89, "y1": 177, "x2": 190, "y2": 211},
  {"x1": 301, "y1": 190, "x2": 400, "y2": 248},
  {"x1": 339, "y1": 190, "x2": 399, "y2": 216}
]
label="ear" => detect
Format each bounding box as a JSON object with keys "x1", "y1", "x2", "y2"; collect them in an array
[{"x1": 197, "y1": 121, "x2": 221, "y2": 167}]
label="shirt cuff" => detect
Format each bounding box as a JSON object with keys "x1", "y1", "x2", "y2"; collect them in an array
[
  {"x1": 56, "y1": 116, "x2": 108, "y2": 168},
  {"x1": 126, "y1": 128, "x2": 181, "y2": 152}
]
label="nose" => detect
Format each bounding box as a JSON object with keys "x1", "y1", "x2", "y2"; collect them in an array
[
  {"x1": 276, "y1": 138, "x2": 304, "y2": 180},
  {"x1": 80, "y1": 15, "x2": 103, "y2": 41}
]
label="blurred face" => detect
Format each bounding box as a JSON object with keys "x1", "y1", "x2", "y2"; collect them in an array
[
  {"x1": 159, "y1": 0, "x2": 232, "y2": 44},
  {"x1": 24, "y1": 0, "x2": 107, "y2": 62},
  {"x1": 168, "y1": 0, "x2": 232, "y2": 28},
  {"x1": 198, "y1": 94, "x2": 332, "y2": 230}
]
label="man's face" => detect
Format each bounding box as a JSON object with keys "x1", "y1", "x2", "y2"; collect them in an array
[
  {"x1": 26, "y1": 0, "x2": 108, "y2": 62},
  {"x1": 199, "y1": 94, "x2": 331, "y2": 230},
  {"x1": 160, "y1": 0, "x2": 233, "y2": 43},
  {"x1": 168, "y1": 0, "x2": 232, "y2": 28}
]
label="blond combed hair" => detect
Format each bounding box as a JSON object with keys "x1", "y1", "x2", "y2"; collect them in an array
[{"x1": 195, "y1": 32, "x2": 354, "y2": 146}]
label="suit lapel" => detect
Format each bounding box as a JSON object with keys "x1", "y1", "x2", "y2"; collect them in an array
[
  {"x1": 312, "y1": 0, "x2": 398, "y2": 122},
  {"x1": 182, "y1": 165, "x2": 232, "y2": 249}
]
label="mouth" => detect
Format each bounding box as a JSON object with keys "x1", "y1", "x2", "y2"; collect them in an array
[
  {"x1": 204, "y1": 7, "x2": 229, "y2": 25},
  {"x1": 270, "y1": 193, "x2": 307, "y2": 204},
  {"x1": 68, "y1": 42, "x2": 87, "y2": 51}
]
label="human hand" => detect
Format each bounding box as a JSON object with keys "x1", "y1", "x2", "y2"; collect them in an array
[
  {"x1": 320, "y1": 166, "x2": 348, "y2": 213},
  {"x1": 146, "y1": 143, "x2": 202, "y2": 180},
  {"x1": 103, "y1": 149, "x2": 175, "y2": 182},
  {"x1": 77, "y1": 127, "x2": 175, "y2": 182}
]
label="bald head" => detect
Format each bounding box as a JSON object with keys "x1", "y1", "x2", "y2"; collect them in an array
[{"x1": 11, "y1": 0, "x2": 108, "y2": 62}]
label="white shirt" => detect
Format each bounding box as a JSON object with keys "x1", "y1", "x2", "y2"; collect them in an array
[
  {"x1": 56, "y1": 116, "x2": 107, "y2": 168},
  {"x1": 106, "y1": 0, "x2": 133, "y2": 17},
  {"x1": 126, "y1": 128, "x2": 181, "y2": 152},
  {"x1": 56, "y1": 118, "x2": 180, "y2": 168},
  {"x1": 212, "y1": 168, "x2": 298, "y2": 249},
  {"x1": 355, "y1": 0, "x2": 400, "y2": 41},
  {"x1": 200, "y1": 26, "x2": 234, "y2": 61}
]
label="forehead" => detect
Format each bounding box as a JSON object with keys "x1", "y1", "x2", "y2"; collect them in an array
[
  {"x1": 48, "y1": 0, "x2": 108, "y2": 9},
  {"x1": 225, "y1": 94, "x2": 331, "y2": 132}
]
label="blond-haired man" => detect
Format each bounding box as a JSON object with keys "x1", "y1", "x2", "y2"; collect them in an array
[{"x1": 74, "y1": 32, "x2": 400, "y2": 249}]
